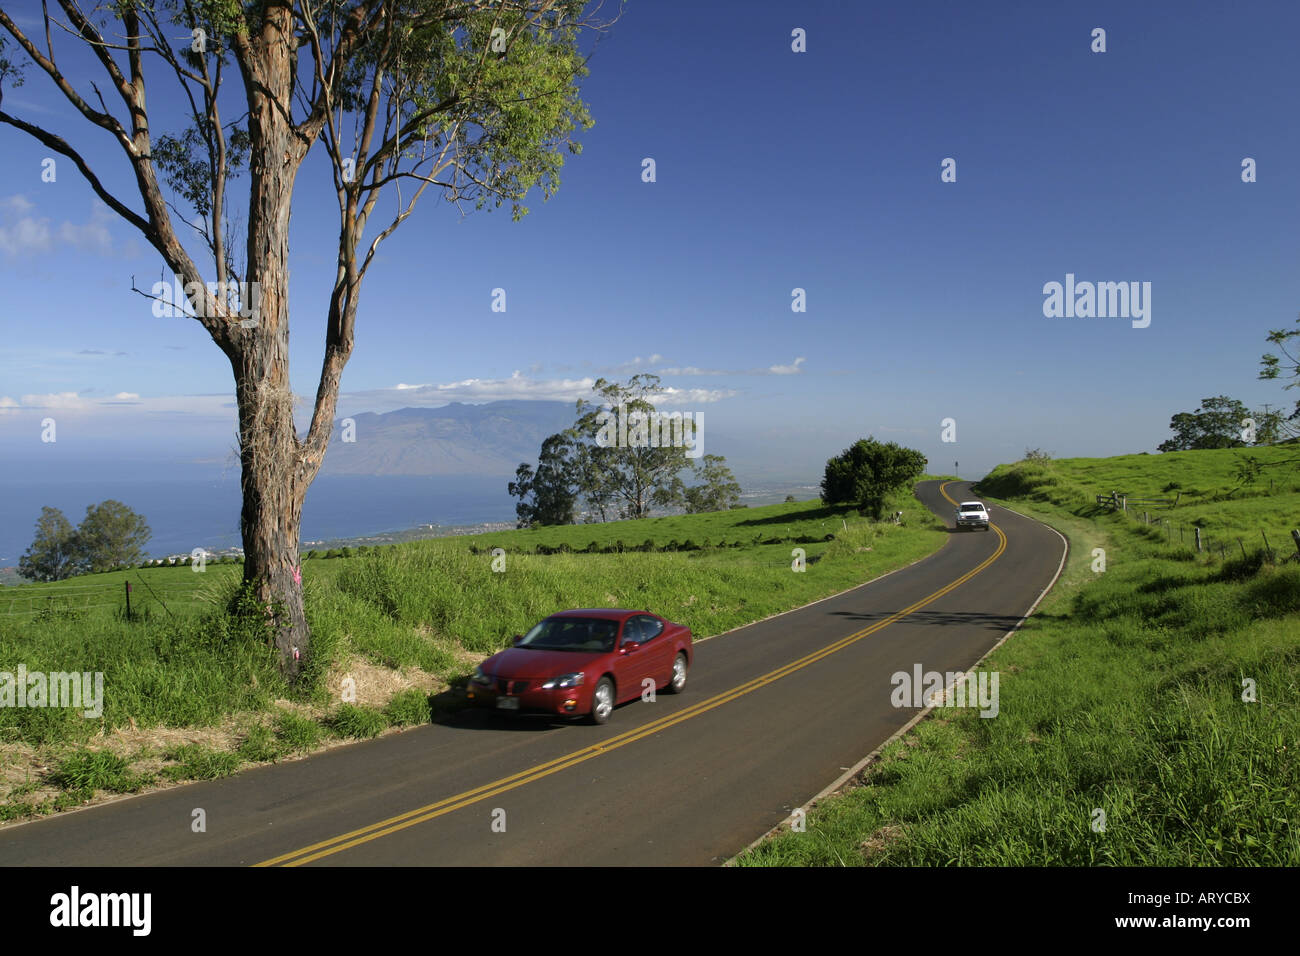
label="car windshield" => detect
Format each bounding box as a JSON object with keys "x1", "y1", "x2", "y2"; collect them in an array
[
  {"x1": 961, "y1": 504, "x2": 984, "y2": 512},
  {"x1": 518, "y1": 617, "x2": 618, "y2": 653}
]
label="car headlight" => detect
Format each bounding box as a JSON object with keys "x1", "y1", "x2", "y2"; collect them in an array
[
  {"x1": 542, "y1": 672, "x2": 585, "y2": 690},
  {"x1": 471, "y1": 666, "x2": 492, "y2": 687}
]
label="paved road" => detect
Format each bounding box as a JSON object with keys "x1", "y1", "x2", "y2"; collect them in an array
[{"x1": 0, "y1": 480, "x2": 1066, "y2": 866}]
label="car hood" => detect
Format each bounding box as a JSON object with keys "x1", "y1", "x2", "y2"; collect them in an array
[{"x1": 484, "y1": 647, "x2": 606, "y2": 678}]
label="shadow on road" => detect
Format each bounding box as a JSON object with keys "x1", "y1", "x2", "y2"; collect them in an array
[{"x1": 827, "y1": 607, "x2": 1027, "y2": 633}]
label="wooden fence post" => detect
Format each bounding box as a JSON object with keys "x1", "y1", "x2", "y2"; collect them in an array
[
  {"x1": 1195, "y1": 527, "x2": 1202, "y2": 553},
  {"x1": 1261, "y1": 531, "x2": 1275, "y2": 563},
  {"x1": 1292, "y1": 529, "x2": 1300, "y2": 560}
]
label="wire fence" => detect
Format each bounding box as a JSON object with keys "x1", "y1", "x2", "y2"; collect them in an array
[
  {"x1": 1096, "y1": 492, "x2": 1300, "y2": 565},
  {"x1": 0, "y1": 574, "x2": 230, "y2": 619}
]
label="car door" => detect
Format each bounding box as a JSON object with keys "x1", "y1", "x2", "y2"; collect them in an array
[
  {"x1": 612, "y1": 617, "x2": 647, "y2": 701},
  {"x1": 633, "y1": 614, "x2": 671, "y2": 690}
]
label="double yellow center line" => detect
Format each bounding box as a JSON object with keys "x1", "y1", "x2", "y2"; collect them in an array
[{"x1": 257, "y1": 482, "x2": 1003, "y2": 866}]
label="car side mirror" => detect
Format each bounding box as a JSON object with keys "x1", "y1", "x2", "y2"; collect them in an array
[
  {"x1": 512, "y1": 634, "x2": 522, "y2": 645},
  {"x1": 622, "y1": 641, "x2": 641, "y2": 653}
]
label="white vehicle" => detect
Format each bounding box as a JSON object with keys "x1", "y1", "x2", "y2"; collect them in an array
[{"x1": 955, "y1": 500, "x2": 990, "y2": 531}]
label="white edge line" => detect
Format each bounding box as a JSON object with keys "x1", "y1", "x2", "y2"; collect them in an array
[{"x1": 725, "y1": 488, "x2": 1071, "y2": 865}]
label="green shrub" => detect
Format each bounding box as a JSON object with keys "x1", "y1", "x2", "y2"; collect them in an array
[
  {"x1": 51, "y1": 749, "x2": 150, "y2": 793},
  {"x1": 161, "y1": 744, "x2": 241, "y2": 781},
  {"x1": 274, "y1": 710, "x2": 324, "y2": 751},
  {"x1": 385, "y1": 688, "x2": 433, "y2": 726},
  {"x1": 328, "y1": 704, "x2": 388, "y2": 739},
  {"x1": 236, "y1": 723, "x2": 283, "y2": 763}
]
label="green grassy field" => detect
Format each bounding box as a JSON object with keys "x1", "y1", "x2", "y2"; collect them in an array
[
  {"x1": 980, "y1": 446, "x2": 1300, "y2": 553},
  {"x1": 0, "y1": 485, "x2": 948, "y2": 822},
  {"x1": 737, "y1": 447, "x2": 1299, "y2": 866}
]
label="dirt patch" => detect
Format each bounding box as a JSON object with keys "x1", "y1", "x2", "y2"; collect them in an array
[
  {"x1": 327, "y1": 655, "x2": 443, "y2": 707},
  {"x1": 859, "y1": 824, "x2": 906, "y2": 859}
]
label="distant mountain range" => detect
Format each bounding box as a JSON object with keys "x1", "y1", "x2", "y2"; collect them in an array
[
  {"x1": 319, "y1": 400, "x2": 813, "y2": 485},
  {"x1": 321, "y1": 400, "x2": 579, "y2": 477}
]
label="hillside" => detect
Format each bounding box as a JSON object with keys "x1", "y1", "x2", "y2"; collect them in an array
[
  {"x1": 740, "y1": 447, "x2": 1300, "y2": 866},
  {"x1": 980, "y1": 446, "x2": 1300, "y2": 552}
]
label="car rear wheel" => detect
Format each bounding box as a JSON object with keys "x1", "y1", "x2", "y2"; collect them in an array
[
  {"x1": 666, "y1": 652, "x2": 688, "y2": 693},
  {"x1": 590, "y1": 677, "x2": 615, "y2": 724}
]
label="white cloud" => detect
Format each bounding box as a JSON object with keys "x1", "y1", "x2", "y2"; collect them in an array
[
  {"x1": 657, "y1": 386, "x2": 736, "y2": 405},
  {"x1": 768, "y1": 357, "x2": 806, "y2": 375},
  {"x1": 59, "y1": 217, "x2": 114, "y2": 254},
  {"x1": 344, "y1": 371, "x2": 737, "y2": 412},
  {"x1": 0, "y1": 195, "x2": 35, "y2": 214},
  {"x1": 655, "y1": 357, "x2": 808, "y2": 376},
  {"x1": 0, "y1": 198, "x2": 120, "y2": 257},
  {"x1": 15, "y1": 391, "x2": 86, "y2": 409},
  {"x1": 0, "y1": 367, "x2": 741, "y2": 429},
  {"x1": 0, "y1": 391, "x2": 234, "y2": 419},
  {"x1": 0, "y1": 216, "x2": 53, "y2": 255}
]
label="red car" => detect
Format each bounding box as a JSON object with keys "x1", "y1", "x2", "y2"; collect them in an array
[{"x1": 467, "y1": 609, "x2": 694, "y2": 724}]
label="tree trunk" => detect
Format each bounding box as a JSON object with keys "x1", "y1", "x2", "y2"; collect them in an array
[
  {"x1": 235, "y1": 11, "x2": 311, "y2": 682},
  {"x1": 235, "y1": 339, "x2": 309, "y2": 682}
]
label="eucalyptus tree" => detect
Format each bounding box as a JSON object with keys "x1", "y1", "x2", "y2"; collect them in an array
[
  {"x1": 0, "y1": 1, "x2": 606, "y2": 680},
  {"x1": 572, "y1": 375, "x2": 699, "y2": 520}
]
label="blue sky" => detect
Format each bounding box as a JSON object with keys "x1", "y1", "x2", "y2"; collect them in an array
[{"x1": 0, "y1": 0, "x2": 1297, "y2": 483}]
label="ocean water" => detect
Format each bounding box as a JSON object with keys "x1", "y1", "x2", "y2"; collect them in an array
[{"x1": 0, "y1": 467, "x2": 518, "y2": 564}]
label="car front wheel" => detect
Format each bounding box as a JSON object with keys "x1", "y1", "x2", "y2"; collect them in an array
[
  {"x1": 590, "y1": 677, "x2": 615, "y2": 724},
  {"x1": 666, "y1": 652, "x2": 688, "y2": 694}
]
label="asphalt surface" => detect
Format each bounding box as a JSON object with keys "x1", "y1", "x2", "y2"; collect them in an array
[{"x1": 0, "y1": 480, "x2": 1067, "y2": 866}]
